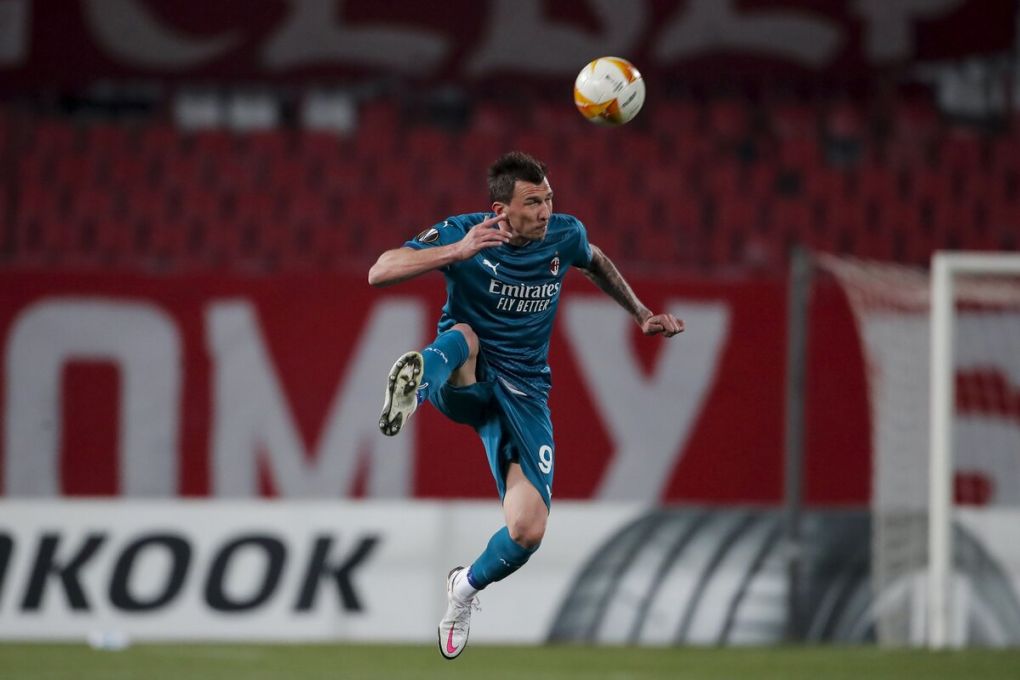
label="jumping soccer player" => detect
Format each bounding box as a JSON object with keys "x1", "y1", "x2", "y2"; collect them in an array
[{"x1": 367, "y1": 151, "x2": 683, "y2": 659}]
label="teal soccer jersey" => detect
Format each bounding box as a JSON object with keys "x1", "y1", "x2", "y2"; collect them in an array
[{"x1": 404, "y1": 212, "x2": 593, "y2": 397}]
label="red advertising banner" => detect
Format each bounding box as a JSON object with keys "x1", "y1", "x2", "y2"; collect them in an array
[
  {"x1": 0, "y1": 270, "x2": 869, "y2": 504},
  {"x1": 2, "y1": 0, "x2": 1014, "y2": 90}
]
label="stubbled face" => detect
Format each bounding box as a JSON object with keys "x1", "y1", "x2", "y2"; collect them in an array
[{"x1": 495, "y1": 178, "x2": 553, "y2": 245}]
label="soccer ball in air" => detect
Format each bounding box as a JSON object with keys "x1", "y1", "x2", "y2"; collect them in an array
[{"x1": 573, "y1": 56, "x2": 645, "y2": 126}]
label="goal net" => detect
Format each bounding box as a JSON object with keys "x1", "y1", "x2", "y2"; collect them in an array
[{"x1": 818, "y1": 252, "x2": 1020, "y2": 648}]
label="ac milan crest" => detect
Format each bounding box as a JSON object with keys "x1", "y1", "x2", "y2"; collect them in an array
[{"x1": 550, "y1": 255, "x2": 560, "y2": 276}]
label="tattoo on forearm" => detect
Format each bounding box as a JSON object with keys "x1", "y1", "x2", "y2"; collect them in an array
[{"x1": 582, "y1": 247, "x2": 651, "y2": 322}]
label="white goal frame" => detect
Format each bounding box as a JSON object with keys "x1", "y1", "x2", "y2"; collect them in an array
[{"x1": 928, "y1": 251, "x2": 1020, "y2": 650}]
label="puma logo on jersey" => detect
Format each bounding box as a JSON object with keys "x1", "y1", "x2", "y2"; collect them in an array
[{"x1": 482, "y1": 258, "x2": 500, "y2": 276}]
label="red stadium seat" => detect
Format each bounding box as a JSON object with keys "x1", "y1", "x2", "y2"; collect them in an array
[
  {"x1": 938, "y1": 130, "x2": 983, "y2": 172},
  {"x1": 139, "y1": 124, "x2": 178, "y2": 157},
  {"x1": 68, "y1": 186, "x2": 114, "y2": 223},
  {"x1": 0, "y1": 109, "x2": 7, "y2": 157},
  {"x1": 704, "y1": 161, "x2": 742, "y2": 198},
  {"x1": 854, "y1": 163, "x2": 900, "y2": 203},
  {"x1": 17, "y1": 151, "x2": 50, "y2": 186},
  {"x1": 650, "y1": 99, "x2": 702, "y2": 136},
  {"x1": 201, "y1": 213, "x2": 245, "y2": 265},
  {"x1": 53, "y1": 155, "x2": 100, "y2": 188},
  {"x1": 355, "y1": 100, "x2": 400, "y2": 157},
  {"x1": 506, "y1": 130, "x2": 557, "y2": 164},
  {"x1": 531, "y1": 100, "x2": 578, "y2": 131},
  {"x1": 468, "y1": 101, "x2": 516, "y2": 138},
  {"x1": 191, "y1": 130, "x2": 236, "y2": 158},
  {"x1": 908, "y1": 168, "x2": 952, "y2": 202},
  {"x1": 265, "y1": 158, "x2": 306, "y2": 192},
  {"x1": 108, "y1": 154, "x2": 151, "y2": 188},
  {"x1": 124, "y1": 186, "x2": 165, "y2": 225},
  {"x1": 460, "y1": 129, "x2": 506, "y2": 168},
  {"x1": 986, "y1": 200, "x2": 1020, "y2": 248},
  {"x1": 893, "y1": 97, "x2": 941, "y2": 138},
  {"x1": 990, "y1": 136, "x2": 1020, "y2": 174},
  {"x1": 825, "y1": 197, "x2": 868, "y2": 254},
  {"x1": 715, "y1": 197, "x2": 759, "y2": 236},
  {"x1": 706, "y1": 97, "x2": 752, "y2": 145},
  {"x1": 160, "y1": 152, "x2": 207, "y2": 189},
  {"x1": 746, "y1": 163, "x2": 778, "y2": 198},
  {"x1": 404, "y1": 126, "x2": 455, "y2": 161},
  {"x1": 803, "y1": 167, "x2": 848, "y2": 202},
  {"x1": 823, "y1": 100, "x2": 865, "y2": 141},
  {"x1": 243, "y1": 130, "x2": 290, "y2": 161},
  {"x1": 32, "y1": 120, "x2": 77, "y2": 154},
  {"x1": 622, "y1": 132, "x2": 664, "y2": 167},
  {"x1": 779, "y1": 137, "x2": 822, "y2": 170},
  {"x1": 608, "y1": 195, "x2": 655, "y2": 234},
  {"x1": 770, "y1": 101, "x2": 816, "y2": 140},
  {"x1": 85, "y1": 123, "x2": 134, "y2": 157},
  {"x1": 770, "y1": 198, "x2": 812, "y2": 244},
  {"x1": 296, "y1": 129, "x2": 347, "y2": 162},
  {"x1": 637, "y1": 161, "x2": 686, "y2": 203},
  {"x1": 146, "y1": 213, "x2": 190, "y2": 260},
  {"x1": 177, "y1": 185, "x2": 221, "y2": 225}
]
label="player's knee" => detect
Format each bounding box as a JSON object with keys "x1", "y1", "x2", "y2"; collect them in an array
[
  {"x1": 508, "y1": 515, "x2": 546, "y2": 549},
  {"x1": 450, "y1": 323, "x2": 479, "y2": 359}
]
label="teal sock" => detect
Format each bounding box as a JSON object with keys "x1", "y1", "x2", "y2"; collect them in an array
[
  {"x1": 466, "y1": 526, "x2": 539, "y2": 589},
  {"x1": 418, "y1": 329, "x2": 469, "y2": 403}
]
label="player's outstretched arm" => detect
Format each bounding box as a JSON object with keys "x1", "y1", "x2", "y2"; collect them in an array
[
  {"x1": 368, "y1": 214, "x2": 509, "y2": 287},
  {"x1": 579, "y1": 244, "x2": 684, "y2": 337}
]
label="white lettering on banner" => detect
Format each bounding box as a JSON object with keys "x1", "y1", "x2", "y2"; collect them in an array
[
  {"x1": 82, "y1": 0, "x2": 241, "y2": 68},
  {"x1": 3, "y1": 300, "x2": 181, "y2": 496},
  {"x1": 564, "y1": 299, "x2": 729, "y2": 501},
  {"x1": 655, "y1": 0, "x2": 840, "y2": 67},
  {"x1": 72, "y1": 1, "x2": 977, "y2": 77},
  {"x1": 263, "y1": 0, "x2": 446, "y2": 73},
  {"x1": 0, "y1": 500, "x2": 633, "y2": 642},
  {"x1": 207, "y1": 298, "x2": 423, "y2": 498},
  {"x1": 852, "y1": 0, "x2": 962, "y2": 62},
  {"x1": 0, "y1": 503, "x2": 386, "y2": 640},
  {"x1": 468, "y1": 0, "x2": 645, "y2": 75}
]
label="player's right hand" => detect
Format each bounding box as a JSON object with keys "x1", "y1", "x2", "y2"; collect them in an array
[{"x1": 456, "y1": 213, "x2": 509, "y2": 259}]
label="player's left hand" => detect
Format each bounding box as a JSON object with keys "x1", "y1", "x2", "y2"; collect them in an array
[{"x1": 641, "y1": 313, "x2": 684, "y2": 337}]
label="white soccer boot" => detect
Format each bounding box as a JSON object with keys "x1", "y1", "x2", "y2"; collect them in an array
[
  {"x1": 378, "y1": 351, "x2": 423, "y2": 436},
  {"x1": 438, "y1": 567, "x2": 478, "y2": 660}
]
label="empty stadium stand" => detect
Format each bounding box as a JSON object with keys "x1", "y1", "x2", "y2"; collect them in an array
[{"x1": 1, "y1": 92, "x2": 1017, "y2": 274}]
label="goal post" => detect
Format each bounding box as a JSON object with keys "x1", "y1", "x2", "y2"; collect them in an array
[
  {"x1": 928, "y1": 252, "x2": 1020, "y2": 649},
  {"x1": 813, "y1": 250, "x2": 1020, "y2": 649}
]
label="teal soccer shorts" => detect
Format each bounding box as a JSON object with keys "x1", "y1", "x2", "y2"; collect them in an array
[{"x1": 429, "y1": 368, "x2": 555, "y2": 509}]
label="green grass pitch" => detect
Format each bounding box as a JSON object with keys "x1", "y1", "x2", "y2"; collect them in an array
[{"x1": 2, "y1": 643, "x2": 1019, "y2": 679}]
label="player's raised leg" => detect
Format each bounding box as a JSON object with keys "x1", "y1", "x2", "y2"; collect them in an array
[{"x1": 379, "y1": 324, "x2": 478, "y2": 436}]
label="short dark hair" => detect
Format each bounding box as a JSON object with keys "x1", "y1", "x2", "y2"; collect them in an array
[{"x1": 488, "y1": 151, "x2": 547, "y2": 203}]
